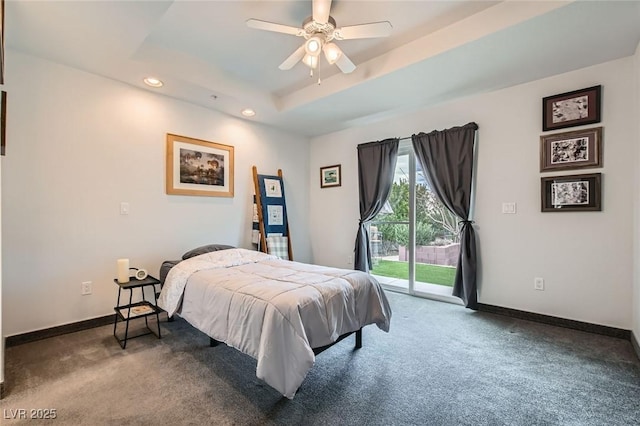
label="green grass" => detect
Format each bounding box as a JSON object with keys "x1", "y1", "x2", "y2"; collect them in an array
[{"x1": 371, "y1": 260, "x2": 456, "y2": 287}]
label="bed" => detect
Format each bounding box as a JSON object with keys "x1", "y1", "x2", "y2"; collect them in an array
[{"x1": 157, "y1": 246, "x2": 392, "y2": 399}]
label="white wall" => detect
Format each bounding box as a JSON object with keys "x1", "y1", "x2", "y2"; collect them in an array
[
  {"x1": 1, "y1": 51, "x2": 310, "y2": 336},
  {"x1": 310, "y1": 57, "x2": 636, "y2": 329},
  {"x1": 633, "y1": 42, "x2": 640, "y2": 340}
]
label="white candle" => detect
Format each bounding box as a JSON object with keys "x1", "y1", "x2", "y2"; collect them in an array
[{"x1": 117, "y1": 258, "x2": 130, "y2": 283}]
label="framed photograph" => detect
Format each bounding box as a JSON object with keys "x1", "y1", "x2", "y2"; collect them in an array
[
  {"x1": 541, "y1": 173, "x2": 601, "y2": 212},
  {"x1": 542, "y1": 85, "x2": 601, "y2": 131},
  {"x1": 1, "y1": 91, "x2": 6, "y2": 156},
  {"x1": 166, "y1": 133, "x2": 234, "y2": 197},
  {"x1": 320, "y1": 164, "x2": 341, "y2": 188},
  {"x1": 263, "y1": 178, "x2": 282, "y2": 198},
  {"x1": 540, "y1": 127, "x2": 602, "y2": 172}
]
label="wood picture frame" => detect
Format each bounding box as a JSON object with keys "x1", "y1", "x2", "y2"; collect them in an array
[
  {"x1": 542, "y1": 85, "x2": 601, "y2": 131},
  {"x1": 541, "y1": 173, "x2": 601, "y2": 212},
  {"x1": 166, "y1": 133, "x2": 234, "y2": 197},
  {"x1": 320, "y1": 164, "x2": 341, "y2": 188},
  {"x1": 540, "y1": 127, "x2": 602, "y2": 172}
]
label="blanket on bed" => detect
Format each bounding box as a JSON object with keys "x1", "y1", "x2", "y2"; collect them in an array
[{"x1": 157, "y1": 248, "x2": 392, "y2": 398}]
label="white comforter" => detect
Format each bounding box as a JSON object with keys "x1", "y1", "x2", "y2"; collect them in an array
[{"x1": 157, "y1": 248, "x2": 392, "y2": 398}]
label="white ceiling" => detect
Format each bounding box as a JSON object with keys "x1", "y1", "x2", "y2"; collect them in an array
[{"x1": 6, "y1": 0, "x2": 640, "y2": 137}]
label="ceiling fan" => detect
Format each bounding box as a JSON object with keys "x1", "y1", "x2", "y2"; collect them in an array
[{"x1": 246, "y1": 0, "x2": 392, "y2": 75}]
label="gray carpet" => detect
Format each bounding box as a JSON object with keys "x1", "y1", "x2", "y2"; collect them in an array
[{"x1": 4, "y1": 292, "x2": 640, "y2": 425}]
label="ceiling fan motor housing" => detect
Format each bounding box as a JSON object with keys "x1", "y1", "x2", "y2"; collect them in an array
[{"x1": 302, "y1": 15, "x2": 337, "y2": 42}]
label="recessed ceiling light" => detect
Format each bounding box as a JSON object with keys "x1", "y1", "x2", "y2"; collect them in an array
[
  {"x1": 241, "y1": 108, "x2": 256, "y2": 117},
  {"x1": 143, "y1": 77, "x2": 163, "y2": 88}
]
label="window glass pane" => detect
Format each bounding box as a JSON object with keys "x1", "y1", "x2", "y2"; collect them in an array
[
  {"x1": 415, "y1": 165, "x2": 457, "y2": 287},
  {"x1": 370, "y1": 152, "x2": 410, "y2": 291}
]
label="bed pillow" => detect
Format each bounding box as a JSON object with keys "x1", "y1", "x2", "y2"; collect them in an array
[
  {"x1": 159, "y1": 260, "x2": 181, "y2": 283},
  {"x1": 182, "y1": 244, "x2": 235, "y2": 260}
]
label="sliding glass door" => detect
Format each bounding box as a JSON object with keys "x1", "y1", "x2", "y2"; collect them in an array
[
  {"x1": 370, "y1": 145, "x2": 412, "y2": 291},
  {"x1": 370, "y1": 140, "x2": 458, "y2": 298}
]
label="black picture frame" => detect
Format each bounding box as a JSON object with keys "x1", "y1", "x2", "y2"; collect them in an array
[
  {"x1": 541, "y1": 173, "x2": 601, "y2": 212},
  {"x1": 0, "y1": 0, "x2": 4, "y2": 85},
  {"x1": 540, "y1": 127, "x2": 602, "y2": 172},
  {"x1": 1, "y1": 90, "x2": 5, "y2": 156},
  {"x1": 542, "y1": 85, "x2": 601, "y2": 131}
]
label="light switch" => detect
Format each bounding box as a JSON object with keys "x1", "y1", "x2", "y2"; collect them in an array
[
  {"x1": 502, "y1": 202, "x2": 516, "y2": 214},
  {"x1": 120, "y1": 202, "x2": 130, "y2": 215}
]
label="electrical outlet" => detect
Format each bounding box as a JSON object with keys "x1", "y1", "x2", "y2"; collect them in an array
[
  {"x1": 534, "y1": 277, "x2": 544, "y2": 291},
  {"x1": 81, "y1": 281, "x2": 92, "y2": 295},
  {"x1": 502, "y1": 202, "x2": 517, "y2": 214},
  {"x1": 347, "y1": 255, "x2": 353, "y2": 266}
]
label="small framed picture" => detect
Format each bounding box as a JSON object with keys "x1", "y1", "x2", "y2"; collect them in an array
[
  {"x1": 0, "y1": 0, "x2": 4, "y2": 85},
  {"x1": 320, "y1": 164, "x2": 341, "y2": 188},
  {"x1": 0, "y1": 91, "x2": 5, "y2": 156},
  {"x1": 542, "y1": 85, "x2": 601, "y2": 131},
  {"x1": 540, "y1": 127, "x2": 602, "y2": 172},
  {"x1": 541, "y1": 173, "x2": 601, "y2": 212}
]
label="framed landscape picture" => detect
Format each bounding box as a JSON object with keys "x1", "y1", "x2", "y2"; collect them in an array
[
  {"x1": 541, "y1": 173, "x2": 601, "y2": 212},
  {"x1": 166, "y1": 133, "x2": 234, "y2": 197},
  {"x1": 542, "y1": 85, "x2": 601, "y2": 131},
  {"x1": 320, "y1": 164, "x2": 341, "y2": 188},
  {"x1": 540, "y1": 127, "x2": 602, "y2": 172}
]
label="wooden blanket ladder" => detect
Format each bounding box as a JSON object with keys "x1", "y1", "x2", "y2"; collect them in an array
[{"x1": 252, "y1": 166, "x2": 293, "y2": 260}]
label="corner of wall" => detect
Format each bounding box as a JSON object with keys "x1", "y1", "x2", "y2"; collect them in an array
[
  {"x1": 633, "y1": 40, "x2": 640, "y2": 342},
  {"x1": 632, "y1": 331, "x2": 640, "y2": 361}
]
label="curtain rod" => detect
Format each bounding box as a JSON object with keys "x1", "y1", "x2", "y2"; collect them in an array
[{"x1": 397, "y1": 123, "x2": 479, "y2": 142}]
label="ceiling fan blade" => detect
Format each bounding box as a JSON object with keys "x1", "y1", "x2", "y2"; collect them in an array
[
  {"x1": 279, "y1": 44, "x2": 306, "y2": 70},
  {"x1": 312, "y1": 0, "x2": 332, "y2": 24},
  {"x1": 335, "y1": 52, "x2": 356, "y2": 74},
  {"x1": 246, "y1": 19, "x2": 303, "y2": 36},
  {"x1": 334, "y1": 21, "x2": 393, "y2": 40}
]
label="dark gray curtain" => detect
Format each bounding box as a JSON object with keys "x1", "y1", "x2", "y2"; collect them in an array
[
  {"x1": 411, "y1": 122, "x2": 478, "y2": 309},
  {"x1": 354, "y1": 138, "x2": 399, "y2": 272}
]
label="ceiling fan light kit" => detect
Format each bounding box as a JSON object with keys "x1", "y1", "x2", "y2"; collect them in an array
[
  {"x1": 302, "y1": 54, "x2": 319, "y2": 69},
  {"x1": 305, "y1": 36, "x2": 323, "y2": 56},
  {"x1": 323, "y1": 43, "x2": 342, "y2": 64},
  {"x1": 246, "y1": 0, "x2": 392, "y2": 77}
]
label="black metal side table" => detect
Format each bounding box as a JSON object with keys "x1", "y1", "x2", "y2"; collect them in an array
[{"x1": 113, "y1": 275, "x2": 162, "y2": 349}]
